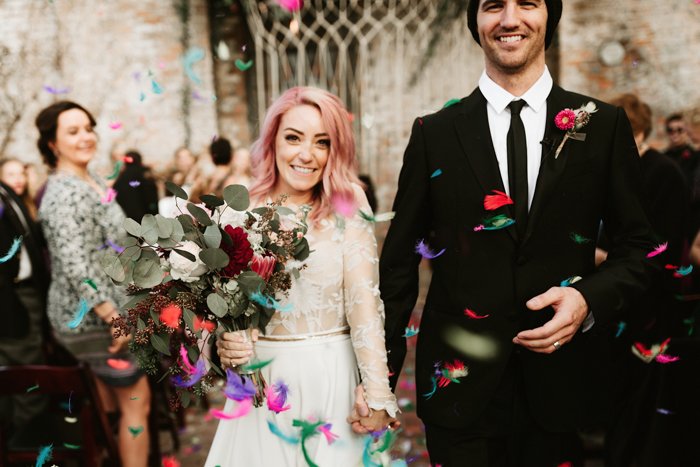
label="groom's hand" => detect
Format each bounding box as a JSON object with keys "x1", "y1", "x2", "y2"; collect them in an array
[
  {"x1": 513, "y1": 287, "x2": 589, "y2": 354},
  {"x1": 347, "y1": 383, "x2": 371, "y2": 434}
]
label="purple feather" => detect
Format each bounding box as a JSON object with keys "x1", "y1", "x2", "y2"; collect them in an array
[
  {"x1": 415, "y1": 239, "x2": 445, "y2": 259},
  {"x1": 274, "y1": 380, "x2": 291, "y2": 405},
  {"x1": 192, "y1": 90, "x2": 205, "y2": 101},
  {"x1": 42, "y1": 85, "x2": 71, "y2": 94},
  {"x1": 129, "y1": 180, "x2": 141, "y2": 187},
  {"x1": 0, "y1": 204, "x2": 4, "y2": 219},
  {"x1": 222, "y1": 368, "x2": 256, "y2": 401},
  {"x1": 171, "y1": 360, "x2": 206, "y2": 387},
  {"x1": 97, "y1": 244, "x2": 108, "y2": 250},
  {"x1": 106, "y1": 239, "x2": 124, "y2": 253}
]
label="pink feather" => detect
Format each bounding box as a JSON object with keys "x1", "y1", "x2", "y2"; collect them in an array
[
  {"x1": 210, "y1": 398, "x2": 253, "y2": 419},
  {"x1": 100, "y1": 188, "x2": 117, "y2": 203},
  {"x1": 318, "y1": 423, "x2": 339, "y2": 445},
  {"x1": 265, "y1": 385, "x2": 291, "y2": 413},
  {"x1": 655, "y1": 354, "x2": 679, "y2": 363},
  {"x1": 465, "y1": 308, "x2": 489, "y2": 319},
  {"x1": 647, "y1": 242, "x2": 668, "y2": 258},
  {"x1": 483, "y1": 190, "x2": 514, "y2": 210},
  {"x1": 331, "y1": 194, "x2": 358, "y2": 218},
  {"x1": 179, "y1": 344, "x2": 197, "y2": 373},
  {"x1": 272, "y1": 0, "x2": 303, "y2": 11},
  {"x1": 109, "y1": 122, "x2": 122, "y2": 130}
]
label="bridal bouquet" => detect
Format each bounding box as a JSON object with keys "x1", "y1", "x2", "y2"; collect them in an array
[{"x1": 102, "y1": 183, "x2": 311, "y2": 408}]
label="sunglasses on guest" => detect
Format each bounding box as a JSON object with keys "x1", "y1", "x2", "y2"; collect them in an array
[{"x1": 667, "y1": 127, "x2": 685, "y2": 134}]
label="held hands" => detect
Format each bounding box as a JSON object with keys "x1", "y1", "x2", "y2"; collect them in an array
[
  {"x1": 346, "y1": 383, "x2": 400, "y2": 435},
  {"x1": 216, "y1": 328, "x2": 260, "y2": 368},
  {"x1": 513, "y1": 286, "x2": 589, "y2": 354}
]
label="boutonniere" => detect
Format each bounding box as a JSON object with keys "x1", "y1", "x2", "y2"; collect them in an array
[{"x1": 554, "y1": 102, "x2": 598, "y2": 159}]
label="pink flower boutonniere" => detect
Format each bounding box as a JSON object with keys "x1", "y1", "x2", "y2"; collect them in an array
[{"x1": 554, "y1": 101, "x2": 598, "y2": 159}]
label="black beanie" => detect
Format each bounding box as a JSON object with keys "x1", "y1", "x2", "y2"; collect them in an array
[{"x1": 467, "y1": 0, "x2": 562, "y2": 51}]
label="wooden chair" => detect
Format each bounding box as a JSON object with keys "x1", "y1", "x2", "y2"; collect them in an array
[{"x1": 0, "y1": 362, "x2": 120, "y2": 467}]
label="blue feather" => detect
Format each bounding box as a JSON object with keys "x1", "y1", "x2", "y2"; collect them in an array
[
  {"x1": 250, "y1": 288, "x2": 294, "y2": 312},
  {"x1": 402, "y1": 325, "x2": 420, "y2": 338},
  {"x1": 35, "y1": 444, "x2": 53, "y2": 467},
  {"x1": 183, "y1": 47, "x2": 205, "y2": 85},
  {"x1": 430, "y1": 169, "x2": 442, "y2": 178},
  {"x1": 423, "y1": 374, "x2": 438, "y2": 400},
  {"x1": 676, "y1": 265, "x2": 693, "y2": 276},
  {"x1": 151, "y1": 78, "x2": 164, "y2": 94},
  {"x1": 66, "y1": 298, "x2": 91, "y2": 329},
  {"x1": 267, "y1": 420, "x2": 299, "y2": 444},
  {"x1": 615, "y1": 321, "x2": 626, "y2": 338},
  {"x1": 0, "y1": 236, "x2": 23, "y2": 263}
]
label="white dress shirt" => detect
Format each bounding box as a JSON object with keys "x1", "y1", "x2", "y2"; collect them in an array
[{"x1": 478, "y1": 66, "x2": 553, "y2": 210}]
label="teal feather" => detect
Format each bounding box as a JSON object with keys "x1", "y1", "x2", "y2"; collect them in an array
[
  {"x1": 66, "y1": 298, "x2": 91, "y2": 329},
  {"x1": 151, "y1": 79, "x2": 164, "y2": 94},
  {"x1": 267, "y1": 420, "x2": 299, "y2": 444},
  {"x1": 0, "y1": 236, "x2": 22, "y2": 263},
  {"x1": 423, "y1": 374, "x2": 438, "y2": 400},
  {"x1": 35, "y1": 444, "x2": 53, "y2": 467},
  {"x1": 183, "y1": 47, "x2": 205, "y2": 85}
]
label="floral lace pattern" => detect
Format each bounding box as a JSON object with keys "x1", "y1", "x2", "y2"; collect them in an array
[{"x1": 264, "y1": 184, "x2": 398, "y2": 417}]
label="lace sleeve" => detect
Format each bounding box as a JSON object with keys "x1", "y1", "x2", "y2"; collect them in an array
[{"x1": 342, "y1": 184, "x2": 399, "y2": 418}]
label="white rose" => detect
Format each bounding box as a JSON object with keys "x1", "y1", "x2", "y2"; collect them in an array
[
  {"x1": 246, "y1": 231, "x2": 264, "y2": 254},
  {"x1": 169, "y1": 241, "x2": 209, "y2": 283},
  {"x1": 216, "y1": 204, "x2": 248, "y2": 228},
  {"x1": 279, "y1": 213, "x2": 301, "y2": 231}
]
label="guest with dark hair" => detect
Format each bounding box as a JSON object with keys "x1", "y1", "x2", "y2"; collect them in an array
[
  {"x1": 664, "y1": 113, "x2": 700, "y2": 188},
  {"x1": 35, "y1": 101, "x2": 151, "y2": 467},
  {"x1": 113, "y1": 150, "x2": 159, "y2": 222},
  {"x1": 190, "y1": 137, "x2": 237, "y2": 200},
  {"x1": 601, "y1": 94, "x2": 689, "y2": 467}
]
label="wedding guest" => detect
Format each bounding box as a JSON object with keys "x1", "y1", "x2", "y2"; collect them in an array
[
  {"x1": 113, "y1": 150, "x2": 159, "y2": 222},
  {"x1": 35, "y1": 101, "x2": 151, "y2": 467},
  {"x1": 0, "y1": 158, "x2": 38, "y2": 221},
  {"x1": 351, "y1": 1, "x2": 659, "y2": 465},
  {"x1": 0, "y1": 173, "x2": 50, "y2": 435},
  {"x1": 170, "y1": 147, "x2": 200, "y2": 187},
  {"x1": 599, "y1": 94, "x2": 688, "y2": 467},
  {"x1": 190, "y1": 137, "x2": 237, "y2": 200},
  {"x1": 664, "y1": 114, "x2": 700, "y2": 188},
  {"x1": 229, "y1": 147, "x2": 253, "y2": 187}
]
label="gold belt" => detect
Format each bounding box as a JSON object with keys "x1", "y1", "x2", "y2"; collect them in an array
[{"x1": 258, "y1": 328, "x2": 350, "y2": 341}]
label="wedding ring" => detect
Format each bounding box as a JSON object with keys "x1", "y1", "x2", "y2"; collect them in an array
[
  {"x1": 553, "y1": 341, "x2": 561, "y2": 351},
  {"x1": 230, "y1": 358, "x2": 236, "y2": 368}
]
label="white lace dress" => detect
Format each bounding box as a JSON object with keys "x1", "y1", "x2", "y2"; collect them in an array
[{"x1": 205, "y1": 184, "x2": 398, "y2": 466}]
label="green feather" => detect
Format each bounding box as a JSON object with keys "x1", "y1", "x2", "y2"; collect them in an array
[
  {"x1": 569, "y1": 232, "x2": 592, "y2": 244},
  {"x1": 106, "y1": 161, "x2": 123, "y2": 180},
  {"x1": 82, "y1": 279, "x2": 98, "y2": 290},
  {"x1": 240, "y1": 357, "x2": 274, "y2": 371},
  {"x1": 442, "y1": 98, "x2": 461, "y2": 109},
  {"x1": 292, "y1": 419, "x2": 325, "y2": 467}
]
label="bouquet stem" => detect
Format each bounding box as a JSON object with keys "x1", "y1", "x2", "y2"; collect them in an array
[{"x1": 232, "y1": 326, "x2": 267, "y2": 408}]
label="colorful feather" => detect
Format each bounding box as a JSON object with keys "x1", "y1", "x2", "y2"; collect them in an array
[
  {"x1": 162, "y1": 455, "x2": 180, "y2": 467},
  {"x1": 423, "y1": 374, "x2": 439, "y2": 400},
  {"x1": 151, "y1": 79, "x2": 165, "y2": 94},
  {"x1": 171, "y1": 360, "x2": 206, "y2": 387},
  {"x1": 674, "y1": 265, "x2": 693, "y2": 277},
  {"x1": 266, "y1": 384, "x2": 291, "y2": 413},
  {"x1": 615, "y1": 321, "x2": 626, "y2": 338},
  {"x1": 437, "y1": 360, "x2": 468, "y2": 387},
  {"x1": 101, "y1": 187, "x2": 117, "y2": 203},
  {"x1": 106, "y1": 359, "x2": 132, "y2": 370},
  {"x1": 139, "y1": 92, "x2": 146, "y2": 101},
  {"x1": 222, "y1": 369, "x2": 256, "y2": 401},
  {"x1": 647, "y1": 242, "x2": 667, "y2": 258},
  {"x1": 179, "y1": 344, "x2": 197, "y2": 373},
  {"x1": 241, "y1": 357, "x2": 274, "y2": 371},
  {"x1": 431, "y1": 169, "x2": 442, "y2": 178},
  {"x1": 0, "y1": 236, "x2": 23, "y2": 263},
  {"x1": 160, "y1": 304, "x2": 182, "y2": 328},
  {"x1": 0, "y1": 204, "x2": 3, "y2": 219},
  {"x1": 656, "y1": 408, "x2": 675, "y2": 415},
  {"x1": 464, "y1": 308, "x2": 489, "y2": 319},
  {"x1": 570, "y1": 232, "x2": 592, "y2": 244},
  {"x1": 267, "y1": 420, "x2": 299, "y2": 444},
  {"x1": 318, "y1": 423, "x2": 339, "y2": 445},
  {"x1": 235, "y1": 59, "x2": 253, "y2": 71},
  {"x1": 560, "y1": 276, "x2": 582, "y2": 287},
  {"x1": 66, "y1": 298, "x2": 91, "y2": 328},
  {"x1": 474, "y1": 214, "x2": 515, "y2": 231},
  {"x1": 129, "y1": 180, "x2": 141, "y2": 187},
  {"x1": 358, "y1": 208, "x2": 395, "y2": 223},
  {"x1": 63, "y1": 443, "x2": 81, "y2": 449},
  {"x1": 483, "y1": 190, "x2": 513, "y2": 210},
  {"x1": 415, "y1": 239, "x2": 445, "y2": 259},
  {"x1": 35, "y1": 444, "x2": 53, "y2": 467},
  {"x1": 332, "y1": 194, "x2": 358, "y2": 218},
  {"x1": 183, "y1": 47, "x2": 205, "y2": 85},
  {"x1": 655, "y1": 354, "x2": 680, "y2": 363},
  {"x1": 82, "y1": 279, "x2": 98, "y2": 290},
  {"x1": 193, "y1": 315, "x2": 216, "y2": 333},
  {"x1": 106, "y1": 238, "x2": 124, "y2": 253},
  {"x1": 42, "y1": 86, "x2": 71, "y2": 94},
  {"x1": 292, "y1": 418, "x2": 325, "y2": 467},
  {"x1": 27, "y1": 382, "x2": 39, "y2": 392},
  {"x1": 442, "y1": 98, "x2": 461, "y2": 109},
  {"x1": 272, "y1": 0, "x2": 303, "y2": 12},
  {"x1": 192, "y1": 90, "x2": 205, "y2": 101},
  {"x1": 403, "y1": 325, "x2": 420, "y2": 337},
  {"x1": 109, "y1": 122, "x2": 122, "y2": 130},
  {"x1": 128, "y1": 425, "x2": 145, "y2": 438},
  {"x1": 210, "y1": 397, "x2": 253, "y2": 419},
  {"x1": 106, "y1": 161, "x2": 123, "y2": 180}
]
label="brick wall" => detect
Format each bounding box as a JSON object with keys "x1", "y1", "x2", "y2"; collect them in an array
[{"x1": 559, "y1": 0, "x2": 700, "y2": 147}]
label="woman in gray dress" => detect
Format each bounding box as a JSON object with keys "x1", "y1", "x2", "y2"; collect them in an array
[{"x1": 36, "y1": 101, "x2": 150, "y2": 467}]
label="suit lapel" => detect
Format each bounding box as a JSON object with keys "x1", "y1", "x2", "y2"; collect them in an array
[
  {"x1": 454, "y1": 89, "x2": 518, "y2": 243},
  {"x1": 522, "y1": 84, "x2": 572, "y2": 245}
]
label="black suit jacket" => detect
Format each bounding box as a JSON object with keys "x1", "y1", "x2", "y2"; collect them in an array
[
  {"x1": 0, "y1": 182, "x2": 50, "y2": 338},
  {"x1": 380, "y1": 84, "x2": 658, "y2": 432}
]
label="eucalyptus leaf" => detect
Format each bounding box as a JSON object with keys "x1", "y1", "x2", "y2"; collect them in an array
[
  {"x1": 123, "y1": 218, "x2": 141, "y2": 238},
  {"x1": 251, "y1": 207, "x2": 269, "y2": 216},
  {"x1": 140, "y1": 249, "x2": 158, "y2": 262},
  {"x1": 294, "y1": 238, "x2": 310, "y2": 261},
  {"x1": 168, "y1": 218, "x2": 184, "y2": 242},
  {"x1": 137, "y1": 318, "x2": 146, "y2": 330},
  {"x1": 162, "y1": 274, "x2": 173, "y2": 284},
  {"x1": 157, "y1": 236, "x2": 177, "y2": 248},
  {"x1": 292, "y1": 267, "x2": 300, "y2": 279},
  {"x1": 140, "y1": 214, "x2": 159, "y2": 244},
  {"x1": 155, "y1": 214, "x2": 174, "y2": 238},
  {"x1": 181, "y1": 390, "x2": 190, "y2": 408},
  {"x1": 222, "y1": 185, "x2": 250, "y2": 211},
  {"x1": 133, "y1": 258, "x2": 163, "y2": 288},
  {"x1": 199, "y1": 194, "x2": 225, "y2": 207},
  {"x1": 120, "y1": 290, "x2": 151, "y2": 311},
  {"x1": 187, "y1": 203, "x2": 213, "y2": 226},
  {"x1": 237, "y1": 270, "x2": 265, "y2": 297},
  {"x1": 202, "y1": 224, "x2": 222, "y2": 249},
  {"x1": 274, "y1": 206, "x2": 296, "y2": 217},
  {"x1": 150, "y1": 333, "x2": 171, "y2": 356},
  {"x1": 150, "y1": 307, "x2": 161, "y2": 325},
  {"x1": 199, "y1": 248, "x2": 229, "y2": 270},
  {"x1": 113, "y1": 258, "x2": 135, "y2": 284},
  {"x1": 207, "y1": 293, "x2": 228, "y2": 318},
  {"x1": 122, "y1": 239, "x2": 142, "y2": 262},
  {"x1": 220, "y1": 227, "x2": 233, "y2": 246},
  {"x1": 182, "y1": 308, "x2": 196, "y2": 331},
  {"x1": 165, "y1": 181, "x2": 188, "y2": 200},
  {"x1": 177, "y1": 214, "x2": 197, "y2": 234},
  {"x1": 249, "y1": 311, "x2": 260, "y2": 330},
  {"x1": 101, "y1": 254, "x2": 124, "y2": 280},
  {"x1": 172, "y1": 248, "x2": 196, "y2": 262},
  {"x1": 206, "y1": 355, "x2": 225, "y2": 377},
  {"x1": 231, "y1": 298, "x2": 248, "y2": 318},
  {"x1": 188, "y1": 345, "x2": 200, "y2": 363}
]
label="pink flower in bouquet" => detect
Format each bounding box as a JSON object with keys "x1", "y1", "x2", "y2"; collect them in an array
[
  {"x1": 250, "y1": 252, "x2": 276, "y2": 281},
  {"x1": 555, "y1": 109, "x2": 576, "y2": 131},
  {"x1": 221, "y1": 225, "x2": 254, "y2": 277}
]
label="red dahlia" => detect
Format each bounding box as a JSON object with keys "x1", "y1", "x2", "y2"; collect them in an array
[{"x1": 221, "y1": 225, "x2": 253, "y2": 277}]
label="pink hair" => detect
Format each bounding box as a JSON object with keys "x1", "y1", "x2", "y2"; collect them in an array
[{"x1": 248, "y1": 87, "x2": 361, "y2": 224}]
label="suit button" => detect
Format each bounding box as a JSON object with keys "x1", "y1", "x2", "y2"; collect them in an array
[
  {"x1": 517, "y1": 256, "x2": 527, "y2": 266},
  {"x1": 507, "y1": 312, "x2": 518, "y2": 321},
  {"x1": 13, "y1": 277, "x2": 19, "y2": 283}
]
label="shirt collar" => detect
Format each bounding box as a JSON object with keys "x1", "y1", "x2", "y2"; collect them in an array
[{"x1": 478, "y1": 66, "x2": 553, "y2": 114}]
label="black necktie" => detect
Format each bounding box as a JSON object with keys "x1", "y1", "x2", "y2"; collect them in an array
[{"x1": 507, "y1": 100, "x2": 528, "y2": 239}]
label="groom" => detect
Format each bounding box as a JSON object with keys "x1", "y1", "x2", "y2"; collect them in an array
[{"x1": 350, "y1": 0, "x2": 660, "y2": 465}]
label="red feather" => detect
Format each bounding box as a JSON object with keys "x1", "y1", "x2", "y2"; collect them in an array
[
  {"x1": 160, "y1": 305, "x2": 182, "y2": 328},
  {"x1": 483, "y1": 190, "x2": 514, "y2": 210},
  {"x1": 193, "y1": 315, "x2": 216, "y2": 333},
  {"x1": 465, "y1": 308, "x2": 489, "y2": 319},
  {"x1": 162, "y1": 455, "x2": 180, "y2": 467},
  {"x1": 106, "y1": 359, "x2": 132, "y2": 370},
  {"x1": 634, "y1": 342, "x2": 652, "y2": 357}
]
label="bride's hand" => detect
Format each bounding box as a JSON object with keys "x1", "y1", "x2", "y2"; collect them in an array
[
  {"x1": 216, "y1": 329, "x2": 259, "y2": 368},
  {"x1": 358, "y1": 409, "x2": 397, "y2": 433}
]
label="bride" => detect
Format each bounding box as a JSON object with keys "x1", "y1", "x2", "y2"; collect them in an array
[{"x1": 204, "y1": 87, "x2": 399, "y2": 466}]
